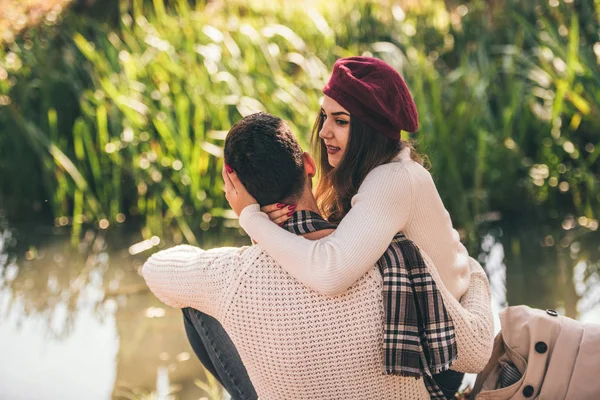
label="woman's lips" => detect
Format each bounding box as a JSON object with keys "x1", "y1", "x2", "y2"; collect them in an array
[{"x1": 326, "y1": 145, "x2": 341, "y2": 155}]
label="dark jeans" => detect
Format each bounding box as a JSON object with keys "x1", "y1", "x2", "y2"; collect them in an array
[
  {"x1": 434, "y1": 369, "x2": 465, "y2": 399},
  {"x1": 182, "y1": 308, "x2": 258, "y2": 400},
  {"x1": 183, "y1": 308, "x2": 463, "y2": 400}
]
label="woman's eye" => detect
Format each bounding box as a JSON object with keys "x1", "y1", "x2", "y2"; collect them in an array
[{"x1": 336, "y1": 120, "x2": 348, "y2": 126}]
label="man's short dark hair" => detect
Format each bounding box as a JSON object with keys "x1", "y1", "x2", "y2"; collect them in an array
[{"x1": 224, "y1": 112, "x2": 306, "y2": 206}]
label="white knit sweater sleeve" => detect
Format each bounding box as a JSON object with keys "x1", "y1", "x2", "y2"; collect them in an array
[
  {"x1": 142, "y1": 245, "x2": 240, "y2": 318},
  {"x1": 239, "y1": 164, "x2": 411, "y2": 296}
]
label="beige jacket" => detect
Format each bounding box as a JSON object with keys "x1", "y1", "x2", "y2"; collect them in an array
[{"x1": 472, "y1": 305, "x2": 600, "y2": 399}]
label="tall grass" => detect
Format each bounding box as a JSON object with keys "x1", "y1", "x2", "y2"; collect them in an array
[
  {"x1": 1, "y1": 0, "x2": 599, "y2": 313},
  {"x1": 1, "y1": 0, "x2": 335, "y2": 244},
  {"x1": 390, "y1": 0, "x2": 600, "y2": 314}
]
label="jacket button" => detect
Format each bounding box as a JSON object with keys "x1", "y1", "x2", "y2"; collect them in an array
[
  {"x1": 523, "y1": 385, "x2": 535, "y2": 397},
  {"x1": 535, "y1": 341, "x2": 548, "y2": 354},
  {"x1": 546, "y1": 309, "x2": 558, "y2": 317}
]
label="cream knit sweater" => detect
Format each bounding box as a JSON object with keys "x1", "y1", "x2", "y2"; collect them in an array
[
  {"x1": 143, "y1": 243, "x2": 493, "y2": 399},
  {"x1": 239, "y1": 147, "x2": 471, "y2": 300}
]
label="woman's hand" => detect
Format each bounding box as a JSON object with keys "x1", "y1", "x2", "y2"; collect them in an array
[
  {"x1": 261, "y1": 203, "x2": 297, "y2": 226},
  {"x1": 222, "y1": 164, "x2": 258, "y2": 216}
]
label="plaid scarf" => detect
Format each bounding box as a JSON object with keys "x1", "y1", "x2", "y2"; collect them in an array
[{"x1": 283, "y1": 211, "x2": 458, "y2": 399}]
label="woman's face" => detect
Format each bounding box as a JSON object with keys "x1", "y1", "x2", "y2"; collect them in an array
[{"x1": 319, "y1": 95, "x2": 350, "y2": 168}]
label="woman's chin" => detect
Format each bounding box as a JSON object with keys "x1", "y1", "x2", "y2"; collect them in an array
[{"x1": 327, "y1": 155, "x2": 340, "y2": 168}]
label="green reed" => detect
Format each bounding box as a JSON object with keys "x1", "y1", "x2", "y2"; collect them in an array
[{"x1": 1, "y1": 1, "x2": 599, "y2": 309}]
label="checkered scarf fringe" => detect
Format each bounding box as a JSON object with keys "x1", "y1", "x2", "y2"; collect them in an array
[
  {"x1": 379, "y1": 233, "x2": 458, "y2": 398},
  {"x1": 283, "y1": 211, "x2": 458, "y2": 399}
]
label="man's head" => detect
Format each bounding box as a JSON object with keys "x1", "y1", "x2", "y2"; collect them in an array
[{"x1": 224, "y1": 112, "x2": 314, "y2": 206}]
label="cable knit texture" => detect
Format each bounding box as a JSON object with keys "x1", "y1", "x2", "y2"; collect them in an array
[
  {"x1": 143, "y1": 242, "x2": 493, "y2": 399},
  {"x1": 239, "y1": 147, "x2": 471, "y2": 299}
]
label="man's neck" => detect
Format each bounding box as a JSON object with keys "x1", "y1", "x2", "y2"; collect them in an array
[
  {"x1": 287, "y1": 190, "x2": 321, "y2": 215},
  {"x1": 280, "y1": 201, "x2": 336, "y2": 241}
]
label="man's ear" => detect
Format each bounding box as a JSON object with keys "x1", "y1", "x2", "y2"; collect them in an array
[{"x1": 303, "y1": 152, "x2": 317, "y2": 178}]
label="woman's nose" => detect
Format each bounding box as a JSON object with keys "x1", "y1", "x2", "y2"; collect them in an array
[{"x1": 319, "y1": 123, "x2": 332, "y2": 139}]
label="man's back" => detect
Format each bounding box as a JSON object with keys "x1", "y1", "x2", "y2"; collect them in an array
[
  {"x1": 227, "y1": 245, "x2": 430, "y2": 399},
  {"x1": 143, "y1": 243, "x2": 430, "y2": 399}
]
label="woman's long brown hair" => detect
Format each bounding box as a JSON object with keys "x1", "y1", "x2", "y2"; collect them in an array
[{"x1": 311, "y1": 113, "x2": 425, "y2": 223}]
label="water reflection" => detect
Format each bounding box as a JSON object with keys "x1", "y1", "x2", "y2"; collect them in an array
[
  {"x1": 0, "y1": 220, "x2": 246, "y2": 399},
  {"x1": 0, "y1": 218, "x2": 598, "y2": 399},
  {"x1": 0, "y1": 289, "x2": 118, "y2": 399}
]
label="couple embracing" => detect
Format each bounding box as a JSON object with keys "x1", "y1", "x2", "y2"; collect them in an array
[{"x1": 143, "y1": 57, "x2": 494, "y2": 399}]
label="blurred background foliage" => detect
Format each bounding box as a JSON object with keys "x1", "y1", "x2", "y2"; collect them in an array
[{"x1": 0, "y1": 0, "x2": 599, "y2": 316}]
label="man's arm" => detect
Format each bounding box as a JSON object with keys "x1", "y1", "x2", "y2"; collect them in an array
[{"x1": 142, "y1": 245, "x2": 242, "y2": 318}]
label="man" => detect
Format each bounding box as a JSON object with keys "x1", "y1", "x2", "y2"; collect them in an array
[{"x1": 143, "y1": 113, "x2": 493, "y2": 399}]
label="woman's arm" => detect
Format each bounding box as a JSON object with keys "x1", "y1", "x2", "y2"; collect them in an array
[{"x1": 240, "y1": 164, "x2": 412, "y2": 296}]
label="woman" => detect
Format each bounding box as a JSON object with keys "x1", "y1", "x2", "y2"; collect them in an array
[
  {"x1": 224, "y1": 56, "x2": 471, "y2": 301},
  {"x1": 222, "y1": 57, "x2": 495, "y2": 399}
]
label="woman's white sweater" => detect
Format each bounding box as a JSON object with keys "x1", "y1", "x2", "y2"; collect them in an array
[{"x1": 239, "y1": 147, "x2": 471, "y2": 300}]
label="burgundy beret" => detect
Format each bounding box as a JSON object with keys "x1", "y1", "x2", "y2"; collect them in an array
[{"x1": 323, "y1": 56, "x2": 419, "y2": 140}]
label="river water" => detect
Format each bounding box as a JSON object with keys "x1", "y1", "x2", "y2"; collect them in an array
[{"x1": 0, "y1": 220, "x2": 598, "y2": 399}]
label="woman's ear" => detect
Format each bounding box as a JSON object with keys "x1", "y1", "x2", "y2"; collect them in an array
[{"x1": 303, "y1": 152, "x2": 317, "y2": 178}]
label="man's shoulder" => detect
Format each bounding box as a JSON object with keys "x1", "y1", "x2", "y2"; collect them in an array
[
  {"x1": 204, "y1": 244, "x2": 272, "y2": 269},
  {"x1": 202, "y1": 244, "x2": 259, "y2": 263},
  {"x1": 246, "y1": 244, "x2": 278, "y2": 263},
  {"x1": 159, "y1": 244, "x2": 257, "y2": 265}
]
